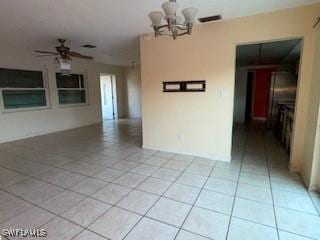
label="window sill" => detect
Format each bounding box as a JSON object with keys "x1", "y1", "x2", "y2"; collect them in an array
[
  {"x1": 2, "y1": 106, "x2": 51, "y2": 114},
  {"x1": 58, "y1": 103, "x2": 89, "y2": 109}
]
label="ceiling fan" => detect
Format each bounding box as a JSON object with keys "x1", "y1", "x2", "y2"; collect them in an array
[
  {"x1": 35, "y1": 39, "x2": 94, "y2": 60},
  {"x1": 35, "y1": 39, "x2": 93, "y2": 75}
]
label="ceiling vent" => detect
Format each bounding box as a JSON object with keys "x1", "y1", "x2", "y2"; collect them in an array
[
  {"x1": 82, "y1": 44, "x2": 97, "y2": 48},
  {"x1": 198, "y1": 15, "x2": 222, "y2": 23}
]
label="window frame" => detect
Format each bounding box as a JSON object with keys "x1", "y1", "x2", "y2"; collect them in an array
[
  {"x1": 0, "y1": 67, "x2": 50, "y2": 113},
  {"x1": 56, "y1": 71, "x2": 89, "y2": 108}
]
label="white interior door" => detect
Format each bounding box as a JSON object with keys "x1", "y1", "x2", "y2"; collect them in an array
[{"x1": 100, "y1": 76, "x2": 114, "y2": 120}]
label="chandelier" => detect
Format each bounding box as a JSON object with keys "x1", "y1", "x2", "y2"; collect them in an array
[{"x1": 148, "y1": 0, "x2": 198, "y2": 40}]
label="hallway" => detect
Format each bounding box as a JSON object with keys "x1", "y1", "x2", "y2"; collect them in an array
[
  {"x1": 0, "y1": 120, "x2": 319, "y2": 240},
  {"x1": 232, "y1": 123, "x2": 320, "y2": 239}
]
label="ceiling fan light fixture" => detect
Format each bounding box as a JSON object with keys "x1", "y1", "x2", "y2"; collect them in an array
[{"x1": 56, "y1": 57, "x2": 72, "y2": 76}]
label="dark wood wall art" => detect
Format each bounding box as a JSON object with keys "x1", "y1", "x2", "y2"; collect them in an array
[{"x1": 163, "y1": 81, "x2": 206, "y2": 92}]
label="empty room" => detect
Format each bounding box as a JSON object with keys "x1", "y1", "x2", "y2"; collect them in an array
[{"x1": 0, "y1": 1, "x2": 320, "y2": 240}]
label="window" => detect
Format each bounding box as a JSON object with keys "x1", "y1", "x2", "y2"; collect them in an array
[
  {"x1": 0, "y1": 68, "x2": 48, "y2": 110},
  {"x1": 56, "y1": 73, "x2": 87, "y2": 105}
]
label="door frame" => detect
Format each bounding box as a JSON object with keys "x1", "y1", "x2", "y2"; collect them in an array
[
  {"x1": 100, "y1": 74, "x2": 118, "y2": 120},
  {"x1": 232, "y1": 37, "x2": 304, "y2": 171},
  {"x1": 245, "y1": 70, "x2": 255, "y2": 123}
]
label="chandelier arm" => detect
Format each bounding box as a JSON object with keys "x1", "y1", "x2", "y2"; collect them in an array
[
  {"x1": 154, "y1": 27, "x2": 190, "y2": 38},
  {"x1": 156, "y1": 24, "x2": 171, "y2": 31},
  {"x1": 156, "y1": 28, "x2": 167, "y2": 34},
  {"x1": 160, "y1": 23, "x2": 192, "y2": 31},
  {"x1": 175, "y1": 25, "x2": 189, "y2": 31},
  {"x1": 155, "y1": 30, "x2": 189, "y2": 37},
  {"x1": 176, "y1": 31, "x2": 189, "y2": 36},
  {"x1": 156, "y1": 32, "x2": 174, "y2": 37},
  {"x1": 174, "y1": 23, "x2": 188, "y2": 27},
  {"x1": 155, "y1": 24, "x2": 184, "y2": 33}
]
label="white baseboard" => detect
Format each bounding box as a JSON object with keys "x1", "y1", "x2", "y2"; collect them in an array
[
  {"x1": 142, "y1": 145, "x2": 231, "y2": 162},
  {"x1": 308, "y1": 183, "x2": 319, "y2": 191},
  {"x1": 0, "y1": 121, "x2": 101, "y2": 144}
]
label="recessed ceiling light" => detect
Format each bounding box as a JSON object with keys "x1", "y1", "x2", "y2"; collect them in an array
[
  {"x1": 82, "y1": 44, "x2": 97, "y2": 48},
  {"x1": 198, "y1": 15, "x2": 222, "y2": 23}
]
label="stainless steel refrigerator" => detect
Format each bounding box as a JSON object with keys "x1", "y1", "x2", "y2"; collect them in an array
[{"x1": 267, "y1": 71, "x2": 297, "y2": 129}]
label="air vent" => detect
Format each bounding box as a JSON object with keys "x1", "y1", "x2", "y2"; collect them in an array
[
  {"x1": 82, "y1": 44, "x2": 96, "y2": 48},
  {"x1": 198, "y1": 15, "x2": 222, "y2": 23}
]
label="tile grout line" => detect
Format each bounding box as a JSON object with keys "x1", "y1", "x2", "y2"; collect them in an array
[
  {"x1": 2, "y1": 142, "x2": 156, "y2": 240},
  {"x1": 1, "y1": 122, "x2": 317, "y2": 239},
  {"x1": 264, "y1": 141, "x2": 320, "y2": 240},
  {"x1": 4, "y1": 129, "x2": 147, "y2": 159},
  {"x1": 264, "y1": 128, "x2": 281, "y2": 240},
  {"x1": 0, "y1": 148, "x2": 163, "y2": 192},
  {"x1": 225, "y1": 127, "x2": 248, "y2": 240},
  {"x1": 75, "y1": 153, "x2": 178, "y2": 240},
  {"x1": 2, "y1": 157, "x2": 313, "y2": 240},
  {"x1": 0, "y1": 154, "x2": 217, "y2": 214},
  {"x1": 0, "y1": 149, "x2": 163, "y2": 240},
  {"x1": 307, "y1": 190, "x2": 320, "y2": 216},
  {"x1": 2, "y1": 144, "x2": 310, "y2": 197},
  {"x1": 67, "y1": 125, "x2": 149, "y2": 239},
  {"x1": 120, "y1": 155, "x2": 203, "y2": 240},
  {"x1": 0, "y1": 186, "x2": 108, "y2": 240},
  {"x1": 0, "y1": 163, "x2": 123, "y2": 240},
  {"x1": 62, "y1": 154, "x2": 162, "y2": 240},
  {"x1": 2, "y1": 146, "x2": 319, "y2": 238},
  {"x1": 0, "y1": 134, "x2": 256, "y2": 239},
  {"x1": 172, "y1": 159, "x2": 217, "y2": 240},
  {"x1": 3, "y1": 138, "x2": 139, "y2": 166},
  {"x1": 1, "y1": 141, "x2": 191, "y2": 188},
  {"x1": 40, "y1": 153, "x2": 172, "y2": 240}
]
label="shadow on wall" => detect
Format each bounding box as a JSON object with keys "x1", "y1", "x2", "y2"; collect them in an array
[{"x1": 124, "y1": 65, "x2": 142, "y2": 119}]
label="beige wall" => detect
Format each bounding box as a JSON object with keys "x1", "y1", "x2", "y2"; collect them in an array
[
  {"x1": 140, "y1": 4, "x2": 320, "y2": 184},
  {"x1": 125, "y1": 66, "x2": 142, "y2": 118},
  {"x1": 114, "y1": 71, "x2": 129, "y2": 119},
  {"x1": 0, "y1": 46, "x2": 126, "y2": 143},
  {"x1": 302, "y1": 26, "x2": 320, "y2": 190}
]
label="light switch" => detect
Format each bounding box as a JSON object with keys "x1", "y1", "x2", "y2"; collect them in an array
[{"x1": 219, "y1": 89, "x2": 229, "y2": 97}]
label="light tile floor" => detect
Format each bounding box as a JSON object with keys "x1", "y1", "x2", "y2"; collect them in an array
[{"x1": 0, "y1": 120, "x2": 319, "y2": 240}]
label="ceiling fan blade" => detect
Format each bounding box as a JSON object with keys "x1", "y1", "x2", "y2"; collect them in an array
[
  {"x1": 35, "y1": 50, "x2": 58, "y2": 54},
  {"x1": 35, "y1": 54, "x2": 58, "y2": 57},
  {"x1": 69, "y1": 51, "x2": 94, "y2": 60}
]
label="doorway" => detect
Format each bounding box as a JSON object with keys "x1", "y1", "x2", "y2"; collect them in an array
[
  {"x1": 233, "y1": 38, "x2": 302, "y2": 165},
  {"x1": 100, "y1": 74, "x2": 117, "y2": 120}
]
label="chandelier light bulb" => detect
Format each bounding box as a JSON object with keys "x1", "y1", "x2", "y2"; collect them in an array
[
  {"x1": 161, "y1": 1, "x2": 179, "y2": 20},
  {"x1": 149, "y1": 11, "x2": 164, "y2": 26},
  {"x1": 182, "y1": 7, "x2": 198, "y2": 24}
]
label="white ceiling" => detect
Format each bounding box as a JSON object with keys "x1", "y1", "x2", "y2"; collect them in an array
[
  {"x1": 237, "y1": 39, "x2": 302, "y2": 66},
  {"x1": 0, "y1": 0, "x2": 319, "y2": 66}
]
